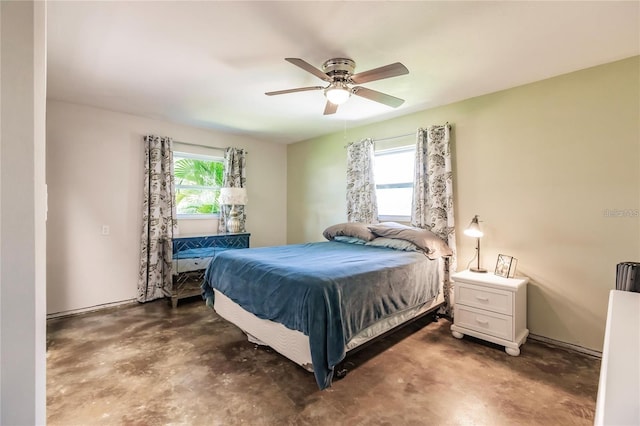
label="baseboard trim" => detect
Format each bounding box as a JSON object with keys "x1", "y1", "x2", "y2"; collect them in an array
[
  {"x1": 528, "y1": 333, "x2": 602, "y2": 359},
  {"x1": 47, "y1": 299, "x2": 137, "y2": 320}
]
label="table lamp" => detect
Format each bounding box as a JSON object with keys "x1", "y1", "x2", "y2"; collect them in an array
[
  {"x1": 218, "y1": 187, "x2": 247, "y2": 233},
  {"x1": 464, "y1": 215, "x2": 486, "y2": 273}
]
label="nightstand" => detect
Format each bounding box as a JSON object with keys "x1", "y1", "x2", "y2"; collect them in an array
[
  {"x1": 171, "y1": 233, "x2": 250, "y2": 308},
  {"x1": 450, "y1": 270, "x2": 529, "y2": 356}
]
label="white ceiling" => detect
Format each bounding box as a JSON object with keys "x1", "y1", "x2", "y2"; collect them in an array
[{"x1": 47, "y1": 1, "x2": 639, "y2": 144}]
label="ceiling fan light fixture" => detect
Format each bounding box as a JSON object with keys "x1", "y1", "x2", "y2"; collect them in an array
[
  {"x1": 324, "y1": 83, "x2": 351, "y2": 105},
  {"x1": 266, "y1": 57, "x2": 409, "y2": 114}
]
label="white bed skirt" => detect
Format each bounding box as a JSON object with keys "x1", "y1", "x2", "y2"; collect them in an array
[
  {"x1": 213, "y1": 270, "x2": 446, "y2": 372},
  {"x1": 214, "y1": 290, "x2": 315, "y2": 371}
]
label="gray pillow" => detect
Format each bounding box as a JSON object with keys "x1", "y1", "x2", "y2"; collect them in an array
[
  {"x1": 333, "y1": 235, "x2": 368, "y2": 245},
  {"x1": 365, "y1": 237, "x2": 419, "y2": 251},
  {"x1": 323, "y1": 222, "x2": 377, "y2": 242},
  {"x1": 368, "y1": 222, "x2": 453, "y2": 259}
]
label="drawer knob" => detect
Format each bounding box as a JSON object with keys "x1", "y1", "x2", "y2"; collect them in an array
[
  {"x1": 475, "y1": 295, "x2": 489, "y2": 302},
  {"x1": 475, "y1": 318, "x2": 489, "y2": 325}
]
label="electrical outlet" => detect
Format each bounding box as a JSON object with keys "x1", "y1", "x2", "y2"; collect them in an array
[{"x1": 101, "y1": 225, "x2": 110, "y2": 236}]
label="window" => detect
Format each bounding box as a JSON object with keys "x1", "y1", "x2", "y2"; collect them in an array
[
  {"x1": 173, "y1": 152, "x2": 224, "y2": 217},
  {"x1": 374, "y1": 146, "x2": 415, "y2": 221}
]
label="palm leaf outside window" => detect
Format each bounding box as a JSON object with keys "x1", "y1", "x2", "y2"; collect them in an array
[{"x1": 173, "y1": 156, "x2": 224, "y2": 215}]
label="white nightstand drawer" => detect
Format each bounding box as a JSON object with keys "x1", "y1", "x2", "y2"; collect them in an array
[
  {"x1": 456, "y1": 283, "x2": 513, "y2": 315},
  {"x1": 454, "y1": 305, "x2": 513, "y2": 341}
]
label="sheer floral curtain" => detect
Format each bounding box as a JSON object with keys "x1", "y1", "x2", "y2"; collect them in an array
[
  {"x1": 137, "y1": 134, "x2": 178, "y2": 303},
  {"x1": 218, "y1": 147, "x2": 247, "y2": 233},
  {"x1": 346, "y1": 138, "x2": 378, "y2": 223},
  {"x1": 412, "y1": 125, "x2": 456, "y2": 312}
]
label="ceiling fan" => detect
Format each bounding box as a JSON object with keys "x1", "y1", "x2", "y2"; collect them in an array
[{"x1": 265, "y1": 58, "x2": 409, "y2": 115}]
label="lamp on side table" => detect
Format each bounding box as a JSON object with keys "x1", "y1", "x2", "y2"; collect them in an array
[
  {"x1": 464, "y1": 215, "x2": 486, "y2": 273},
  {"x1": 218, "y1": 187, "x2": 247, "y2": 233}
]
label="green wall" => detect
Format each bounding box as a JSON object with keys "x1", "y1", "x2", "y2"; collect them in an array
[{"x1": 287, "y1": 56, "x2": 640, "y2": 352}]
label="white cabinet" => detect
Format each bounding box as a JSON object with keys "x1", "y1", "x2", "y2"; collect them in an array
[
  {"x1": 450, "y1": 270, "x2": 529, "y2": 356},
  {"x1": 594, "y1": 290, "x2": 640, "y2": 426}
]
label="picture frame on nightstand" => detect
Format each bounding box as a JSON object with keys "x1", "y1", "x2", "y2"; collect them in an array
[{"x1": 495, "y1": 254, "x2": 517, "y2": 278}]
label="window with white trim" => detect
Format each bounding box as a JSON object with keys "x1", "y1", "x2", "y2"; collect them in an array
[
  {"x1": 374, "y1": 146, "x2": 415, "y2": 222},
  {"x1": 173, "y1": 152, "x2": 224, "y2": 218}
]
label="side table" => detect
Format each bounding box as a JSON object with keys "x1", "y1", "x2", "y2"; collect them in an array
[
  {"x1": 171, "y1": 232, "x2": 250, "y2": 308},
  {"x1": 450, "y1": 270, "x2": 529, "y2": 356}
]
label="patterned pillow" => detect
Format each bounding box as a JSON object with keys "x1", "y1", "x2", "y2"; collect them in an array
[
  {"x1": 323, "y1": 222, "x2": 377, "y2": 242},
  {"x1": 368, "y1": 222, "x2": 452, "y2": 259}
]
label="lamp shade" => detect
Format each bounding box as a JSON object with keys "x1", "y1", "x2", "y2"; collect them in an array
[
  {"x1": 464, "y1": 215, "x2": 483, "y2": 238},
  {"x1": 324, "y1": 83, "x2": 351, "y2": 105},
  {"x1": 218, "y1": 187, "x2": 247, "y2": 206}
]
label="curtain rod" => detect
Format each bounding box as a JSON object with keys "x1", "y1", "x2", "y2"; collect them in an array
[
  {"x1": 374, "y1": 123, "x2": 452, "y2": 143},
  {"x1": 344, "y1": 123, "x2": 452, "y2": 148},
  {"x1": 373, "y1": 132, "x2": 415, "y2": 142},
  {"x1": 174, "y1": 140, "x2": 226, "y2": 151},
  {"x1": 173, "y1": 140, "x2": 249, "y2": 154}
]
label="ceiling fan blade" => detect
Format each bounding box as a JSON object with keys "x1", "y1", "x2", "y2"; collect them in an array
[
  {"x1": 352, "y1": 86, "x2": 405, "y2": 108},
  {"x1": 265, "y1": 86, "x2": 324, "y2": 96},
  {"x1": 285, "y1": 58, "x2": 332, "y2": 82},
  {"x1": 350, "y1": 62, "x2": 409, "y2": 84},
  {"x1": 323, "y1": 101, "x2": 338, "y2": 115}
]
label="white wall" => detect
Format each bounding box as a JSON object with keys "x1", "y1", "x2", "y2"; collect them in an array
[
  {"x1": 0, "y1": 1, "x2": 47, "y2": 423},
  {"x1": 46, "y1": 101, "x2": 287, "y2": 314}
]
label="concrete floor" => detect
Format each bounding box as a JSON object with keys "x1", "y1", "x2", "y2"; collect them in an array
[{"x1": 47, "y1": 298, "x2": 601, "y2": 425}]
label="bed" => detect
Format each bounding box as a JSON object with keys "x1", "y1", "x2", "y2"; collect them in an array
[{"x1": 202, "y1": 222, "x2": 453, "y2": 389}]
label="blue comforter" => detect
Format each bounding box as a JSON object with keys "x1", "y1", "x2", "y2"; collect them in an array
[{"x1": 202, "y1": 241, "x2": 440, "y2": 389}]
